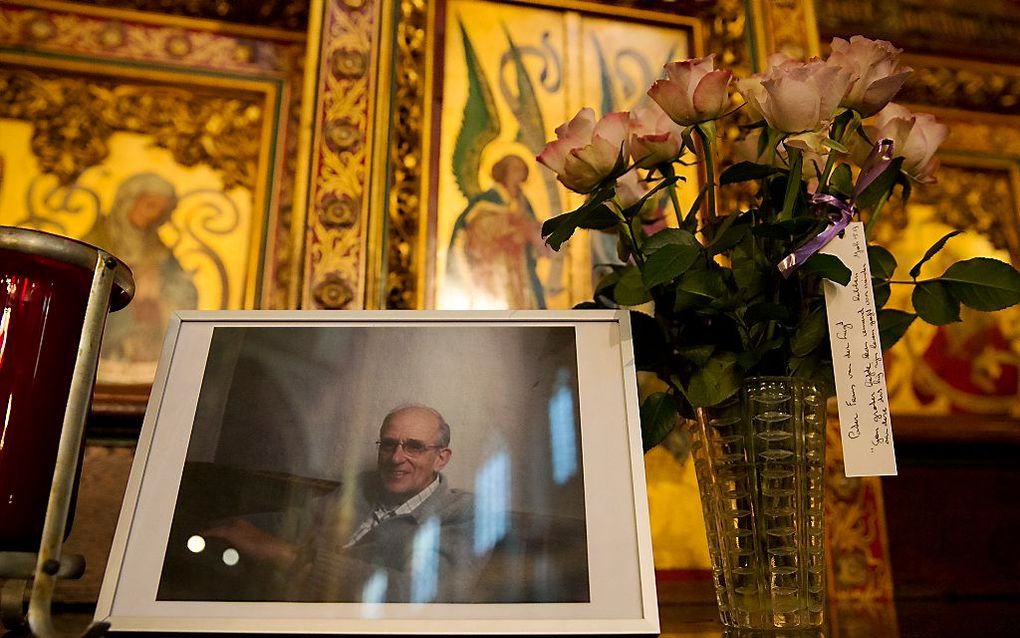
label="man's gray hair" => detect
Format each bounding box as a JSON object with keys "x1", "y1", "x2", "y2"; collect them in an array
[{"x1": 382, "y1": 404, "x2": 451, "y2": 448}]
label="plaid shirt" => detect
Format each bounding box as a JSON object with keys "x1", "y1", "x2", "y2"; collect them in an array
[{"x1": 343, "y1": 475, "x2": 442, "y2": 548}]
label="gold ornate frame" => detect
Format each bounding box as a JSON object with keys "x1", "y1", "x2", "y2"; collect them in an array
[{"x1": 0, "y1": 0, "x2": 305, "y2": 409}]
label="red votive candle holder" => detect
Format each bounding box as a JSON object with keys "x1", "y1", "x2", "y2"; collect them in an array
[{"x1": 0, "y1": 227, "x2": 133, "y2": 551}]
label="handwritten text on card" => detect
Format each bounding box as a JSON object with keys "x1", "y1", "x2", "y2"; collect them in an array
[{"x1": 819, "y1": 222, "x2": 898, "y2": 477}]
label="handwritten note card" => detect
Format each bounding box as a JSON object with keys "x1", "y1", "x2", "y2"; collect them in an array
[{"x1": 819, "y1": 222, "x2": 898, "y2": 477}]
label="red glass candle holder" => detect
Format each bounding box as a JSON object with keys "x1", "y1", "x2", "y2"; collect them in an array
[{"x1": 0, "y1": 227, "x2": 133, "y2": 551}]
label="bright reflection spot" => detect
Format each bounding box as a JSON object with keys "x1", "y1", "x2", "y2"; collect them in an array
[
  {"x1": 437, "y1": 282, "x2": 507, "y2": 310},
  {"x1": 0, "y1": 394, "x2": 12, "y2": 453},
  {"x1": 473, "y1": 451, "x2": 510, "y2": 555},
  {"x1": 222, "y1": 548, "x2": 240, "y2": 566},
  {"x1": 410, "y1": 516, "x2": 440, "y2": 604},
  {"x1": 186, "y1": 535, "x2": 206, "y2": 553},
  {"x1": 360, "y1": 568, "x2": 388, "y2": 617},
  {"x1": 548, "y1": 367, "x2": 578, "y2": 484},
  {"x1": 0, "y1": 305, "x2": 11, "y2": 368}
]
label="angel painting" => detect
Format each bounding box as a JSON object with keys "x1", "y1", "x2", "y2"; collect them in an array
[
  {"x1": 436, "y1": 5, "x2": 692, "y2": 310},
  {"x1": 440, "y1": 17, "x2": 565, "y2": 310}
]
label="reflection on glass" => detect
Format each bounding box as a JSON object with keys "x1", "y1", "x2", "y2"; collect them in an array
[
  {"x1": 410, "y1": 515, "x2": 440, "y2": 604},
  {"x1": 360, "y1": 568, "x2": 388, "y2": 617},
  {"x1": 222, "y1": 548, "x2": 239, "y2": 566},
  {"x1": 186, "y1": 534, "x2": 206, "y2": 553},
  {"x1": 548, "y1": 367, "x2": 578, "y2": 484},
  {"x1": 473, "y1": 450, "x2": 510, "y2": 555}
]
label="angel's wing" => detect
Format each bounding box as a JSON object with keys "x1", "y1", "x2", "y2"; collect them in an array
[{"x1": 452, "y1": 18, "x2": 501, "y2": 202}]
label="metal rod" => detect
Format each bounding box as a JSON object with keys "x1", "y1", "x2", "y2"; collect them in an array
[{"x1": 28, "y1": 252, "x2": 118, "y2": 638}]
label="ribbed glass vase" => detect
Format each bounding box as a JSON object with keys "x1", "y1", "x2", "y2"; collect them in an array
[{"x1": 689, "y1": 376, "x2": 827, "y2": 629}]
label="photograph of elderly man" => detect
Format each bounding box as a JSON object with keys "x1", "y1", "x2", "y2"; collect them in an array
[{"x1": 156, "y1": 325, "x2": 589, "y2": 605}]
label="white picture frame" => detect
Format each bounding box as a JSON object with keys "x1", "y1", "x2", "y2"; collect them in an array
[{"x1": 96, "y1": 310, "x2": 657, "y2": 634}]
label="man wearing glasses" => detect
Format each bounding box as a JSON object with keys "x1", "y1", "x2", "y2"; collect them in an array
[
  {"x1": 206, "y1": 404, "x2": 478, "y2": 603},
  {"x1": 300, "y1": 404, "x2": 477, "y2": 602}
]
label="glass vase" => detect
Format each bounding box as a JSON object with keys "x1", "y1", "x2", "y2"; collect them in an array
[{"x1": 689, "y1": 376, "x2": 827, "y2": 629}]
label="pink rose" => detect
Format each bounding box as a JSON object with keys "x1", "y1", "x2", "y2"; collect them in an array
[
  {"x1": 616, "y1": 170, "x2": 668, "y2": 234},
  {"x1": 827, "y1": 36, "x2": 912, "y2": 117},
  {"x1": 862, "y1": 103, "x2": 948, "y2": 183},
  {"x1": 735, "y1": 129, "x2": 828, "y2": 188},
  {"x1": 537, "y1": 108, "x2": 630, "y2": 194},
  {"x1": 647, "y1": 54, "x2": 732, "y2": 126},
  {"x1": 615, "y1": 170, "x2": 645, "y2": 209},
  {"x1": 629, "y1": 100, "x2": 685, "y2": 168},
  {"x1": 737, "y1": 60, "x2": 853, "y2": 137}
]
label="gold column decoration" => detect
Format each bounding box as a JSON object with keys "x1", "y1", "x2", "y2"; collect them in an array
[
  {"x1": 746, "y1": 0, "x2": 821, "y2": 71},
  {"x1": 299, "y1": 0, "x2": 395, "y2": 309},
  {"x1": 823, "y1": 416, "x2": 896, "y2": 604},
  {"x1": 382, "y1": 0, "x2": 428, "y2": 309}
]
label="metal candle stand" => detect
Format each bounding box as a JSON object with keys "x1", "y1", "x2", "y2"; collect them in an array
[{"x1": 0, "y1": 228, "x2": 134, "y2": 637}]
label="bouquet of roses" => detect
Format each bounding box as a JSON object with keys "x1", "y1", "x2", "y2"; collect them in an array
[{"x1": 535, "y1": 37, "x2": 1020, "y2": 451}]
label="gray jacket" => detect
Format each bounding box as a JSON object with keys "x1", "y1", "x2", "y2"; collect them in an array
[{"x1": 297, "y1": 475, "x2": 480, "y2": 603}]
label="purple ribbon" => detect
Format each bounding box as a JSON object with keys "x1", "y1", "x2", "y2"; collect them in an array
[{"x1": 777, "y1": 139, "x2": 895, "y2": 278}]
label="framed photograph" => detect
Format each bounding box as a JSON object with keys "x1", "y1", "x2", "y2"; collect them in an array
[{"x1": 96, "y1": 310, "x2": 657, "y2": 634}]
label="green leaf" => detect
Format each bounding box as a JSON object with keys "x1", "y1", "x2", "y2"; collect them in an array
[
  {"x1": 542, "y1": 184, "x2": 618, "y2": 250},
  {"x1": 674, "y1": 288, "x2": 700, "y2": 311},
  {"x1": 708, "y1": 215, "x2": 751, "y2": 255},
  {"x1": 912, "y1": 281, "x2": 961, "y2": 325},
  {"x1": 873, "y1": 280, "x2": 891, "y2": 309},
  {"x1": 731, "y1": 235, "x2": 766, "y2": 296},
  {"x1": 940, "y1": 257, "x2": 1020, "y2": 311},
  {"x1": 737, "y1": 336, "x2": 784, "y2": 369},
  {"x1": 642, "y1": 228, "x2": 700, "y2": 255},
  {"x1": 629, "y1": 310, "x2": 668, "y2": 371},
  {"x1": 595, "y1": 268, "x2": 623, "y2": 295},
  {"x1": 868, "y1": 245, "x2": 897, "y2": 280},
  {"x1": 756, "y1": 127, "x2": 771, "y2": 157},
  {"x1": 803, "y1": 253, "x2": 852, "y2": 286},
  {"x1": 640, "y1": 393, "x2": 679, "y2": 452},
  {"x1": 789, "y1": 353, "x2": 820, "y2": 380},
  {"x1": 719, "y1": 161, "x2": 782, "y2": 185},
  {"x1": 679, "y1": 268, "x2": 727, "y2": 299},
  {"x1": 677, "y1": 344, "x2": 715, "y2": 366},
  {"x1": 829, "y1": 164, "x2": 853, "y2": 197},
  {"x1": 643, "y1": 246, "x2": 701, "y2": 288},
  {"x1": 686, "y1": 352, "x2": 741, "y2": 408},
  {"x1": 614, "y1": 266, "x2": 652, "y2": 306},
  {"x1": 878, "y1": 309, "x2": 916, "y2": 350},
  {"x1": 790, "y1": 307, "x2": 827, "y2": 357},
  {"x1": 855, "y1": 157, "x2": 904, "y2": 211},
  {"x1": 744, "y1": 302, "x2": 792, "y2": 325},
  {"x1": 822, "y1": 137, "x2": 849, "y2": 153},
  {"x1": 909, "y1": 230, "x2": 963, "y2": 278}
]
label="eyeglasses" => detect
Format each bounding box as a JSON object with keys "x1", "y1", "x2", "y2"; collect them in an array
[{"x1": 375, "y1": 438, "x2": 445, "y2": 457}]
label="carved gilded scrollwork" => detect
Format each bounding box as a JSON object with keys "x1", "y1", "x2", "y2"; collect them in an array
[
  {"x1": 84, "y1": 0, "x2": 310, "y2": 31},
  {"x1": 815, "y1": 0, "x2": 1020, "y2": 68},
  {"x1": 755, "y1": 0, "x2": 820, "y2": 62},
  {"x1": 0, "y1": 2, "x2": 306, "y2": 310},
  {"x1": 383, "y1": 0, "x2": 427, "y2": 309},
  {"x1": 897, "y1": 61, "x2": 1020, "y2": 116},
  {"x1": 0, "y1": 68, "x2": 263, "y2": 190},
  {"x1": 302, "y1": 0, "x2": 379, "y2": 309},
  {"x1": 881, "y1": 165, "x2": 1019, "y2": 260},
  {"x1": 824, "y1": 416, "x2": 895, "y2": 602}
]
